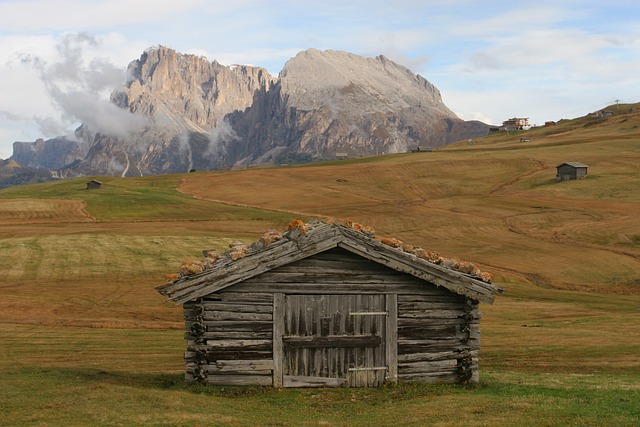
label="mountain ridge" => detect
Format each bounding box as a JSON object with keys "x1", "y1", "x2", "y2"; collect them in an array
[{"x1": 8, "y1": 46, "x2": 490, "y2": 183}]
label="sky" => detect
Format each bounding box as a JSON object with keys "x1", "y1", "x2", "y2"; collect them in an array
[{"x1": 1, "y1": 0, "x2": 639, "y2": 159}]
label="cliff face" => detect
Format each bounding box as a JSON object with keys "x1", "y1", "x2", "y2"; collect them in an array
[
  {"x1": 9, "y1": 46, "x2": 489, "y2": 178},
  {"x1": 227, "y1": 49, "x2": 488, "y2": 163},
  {"x1": 112, "y1": 46, "x2": 274, "y2": 132}
]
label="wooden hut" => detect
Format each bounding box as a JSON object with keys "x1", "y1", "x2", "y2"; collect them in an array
[
  {"x1": 86, "y1": 179, "x2": 102, "y2": 190},
  {"x1": 157, "y1": 221, "x2": 502, "y2": 387},
  {"x1": 556, "y1": 162, "x2": 588, "y2": 181}
]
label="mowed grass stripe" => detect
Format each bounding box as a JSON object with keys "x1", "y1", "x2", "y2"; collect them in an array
[{"x1": 0, "y1": 233, "x2": 240, "y2": 281}]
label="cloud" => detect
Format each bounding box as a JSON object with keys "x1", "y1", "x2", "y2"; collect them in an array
[
  {"x1": 207, "y1": 119, "x2": 237, "y2": 157},
  {"x1": 18, "y1": 33, "x2": 149, "y2": 138}
]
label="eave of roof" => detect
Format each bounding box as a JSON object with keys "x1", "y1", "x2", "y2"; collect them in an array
[{"x1": 157, "y1": 222, "x2": 503, "y2": 305}]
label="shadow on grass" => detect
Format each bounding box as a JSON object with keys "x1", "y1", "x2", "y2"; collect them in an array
[{"x1": 27, "y1": 366, "x2": 487, "y2": 399}]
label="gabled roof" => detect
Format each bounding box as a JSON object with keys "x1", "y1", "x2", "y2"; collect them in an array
[
  {"x1": 557, "y1": 162, "x2": 589, "y2": 168},
  {"x1": 157, "y1": 221, "x2": 502, "y2": 305}
]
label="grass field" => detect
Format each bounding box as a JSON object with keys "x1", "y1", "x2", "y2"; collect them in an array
[{"x1": 0, "y1": 108, "x2": 639, "y2": 426}]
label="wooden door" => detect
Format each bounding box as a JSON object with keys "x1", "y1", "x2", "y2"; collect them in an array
[{"x1": 280, "y1": 294, "x2": 388, "y2": 387}]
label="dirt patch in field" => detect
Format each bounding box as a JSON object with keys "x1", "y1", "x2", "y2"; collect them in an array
[{"x1": 0, "y1": 198, "x2": 94, "y2": 224}]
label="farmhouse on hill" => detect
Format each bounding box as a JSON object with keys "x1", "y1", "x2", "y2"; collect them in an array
[
  {"x1": 556, "y1": 162, "x2": 589, "y2": 181},
  {"x1": 501, "y1": 117, "x2": 530, "y2": 131},
  {"x1": 157, "y1": 221, "x2": 502, "y2": 388}
]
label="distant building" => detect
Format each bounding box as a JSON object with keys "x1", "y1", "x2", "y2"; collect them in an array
[
  {"x1": 544, "y1": 121, "x2": 556, "y2": 127},
  {"x1": 556, "y1": 162, "x2": 588, "y2": 181},
  {"x1": 501, "y1": 117, "x2": 530, "y2": 131},
  {"x1": 410, "y1": 146, "x2": 432, "y2": 153},
  {"x1": 86, "y1": 180, "x2": 102, "y2": 190},
  {"x1": 335, "y1": 153, "x2": 349, "y2": 159},
  {"x1": 595, "y1": 110, "x2": 614, "y2": 118}
]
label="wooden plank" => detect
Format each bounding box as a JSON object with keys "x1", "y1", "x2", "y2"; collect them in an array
[
  {"x1": 206, "y1": 375, "x2": 273, "y2": 386},
  {"x1": 398, "y1": 350, "x2": 458, "y2": 363},
  {"x1": 398, "y1": 309, "x2": 466, "y2": 319},
  {"x1": 200, "y1": 302, "x2": 273, "y2": 313},
  {"x1": 204, "y1": 350, "x2": 272, "y2": 360},
  {"x1": 193, "y1": 320, "x2": 272, "y2": 332},
  {"x1": 397, "y1": 350, "x2": 478, "y2": 364},
  {"x1": 397, "y1": 325, "x2": 458, "y2": 339},
  {"x1": 398, "y1": 371, "x2": 459, "y2": 384},
  {"x1": 244, "y1": 270, "x2": 426, "y2": 285},
  {"x1": 214, "y1": 359, "x2": 275, "y2": 371},
  {"x1": 191, "y1": 330, "x2": 272, "y2": 340},
  {"x1": 216, "y1": 292, "x2": 273, "y2": 304},
  {"x1": 273, "y1": 293, "x2": 284, "y2": 388},
  {"x1": 283, "y1": 335, "x2": 382, "y2": 349},
  {"x1": 398, "y1": 301, "x2": 466, "y2": 310},
  {"x1": 386, "y1": 293, "x2": 398, "y2": 384},
  {"x1": 207, "y1": 367, "x2": 273, "y2": 375},
  {"x1": 228, "y1": 281, "x2": 457, "y2": 295},
  {"x1": 398, "y1": 294, "x2": 465, "y2": 303},
  {"x1": 397, "y1": 317, "x2": 474, "y2": 326},
  {"x1": 205, "y1": 339, "x2": 272, "y2": 350},
  {"x1": 203, "y1": 311, "x2": 272, "y2": 321},
  {"x1": 283, "y1": 375, "x2": 347, "y2": 388},
  {"x1": 398, "y1": 359, "x2": 458, "y2": 374},
  {"x1": 398, "y1": 341, "x2": 479, "y2": 354}
]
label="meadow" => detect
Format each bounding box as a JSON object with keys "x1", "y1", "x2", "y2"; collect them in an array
[{"x1": 0, "y1": 108, "x2": 639, "y2": 426}]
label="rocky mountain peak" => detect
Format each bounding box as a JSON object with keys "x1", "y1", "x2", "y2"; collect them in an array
[
  {"x1": 280, "y1": 49, "x2": 451, "y2": 117},
  {"x1": 112, "y1": 45, "x2": 274, "y2": 132}
]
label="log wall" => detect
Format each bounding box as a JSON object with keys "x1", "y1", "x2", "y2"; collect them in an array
[
  {"x1": 184, "y1": 291, "x2": 274, "y2": 385},
  {"x1": 397, "y1": 294, "x2": 481, "y2": 384}
]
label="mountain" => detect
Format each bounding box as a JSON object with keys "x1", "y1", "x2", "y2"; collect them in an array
[
  {"x1": 0, "y1": 159, "x2": 54, "y2": 189},
  {"x1": 227, "y1": 49, "x2": 489, "y2": 163},
  {"x1": 8, "y1": 46, "x2": 490, "y2": 179}
]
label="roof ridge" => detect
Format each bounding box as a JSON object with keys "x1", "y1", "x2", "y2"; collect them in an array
[{"x1": 157, "y1": 219, "x2": 502, "y2": 304}]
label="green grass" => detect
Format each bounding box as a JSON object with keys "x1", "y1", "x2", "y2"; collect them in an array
[
  {"x1": 1, "y1": 364, "x2": 637, "y2": 426},
  {"x1": 0, "y1": 174, "x2": 294, "y2": 223}
]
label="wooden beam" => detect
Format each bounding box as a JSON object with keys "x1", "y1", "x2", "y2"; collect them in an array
[
  {"x1": 283, "y1": 335, "x2": 382, "y2": 349},
  {"x1": 386, "y1": 293, "x2": 398, "y2": 384},
  {"x1": 283, "y1": 375, "x2": 347, "y2": 388},
  {"x1": 272, "y1": 293, "x2": 284, "y2": 388}
]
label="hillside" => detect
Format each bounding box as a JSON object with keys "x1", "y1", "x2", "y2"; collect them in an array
[
  {"x1": 0, "y1": 105, "x2": 638, "y2": 425},
  {"x1": 2, "y1": 105, "x2": 639, "y2": 294}
]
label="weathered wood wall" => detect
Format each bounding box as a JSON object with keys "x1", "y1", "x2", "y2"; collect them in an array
[
  {"x1": 184, "y1": 292, "x2": 274, "y2": 385},
  {"x1": 397, "y1": 293, "x2": 480, "y2": 383},
  {"x1": 182, "y1": 247, "x2": 482, "y2": 386}
]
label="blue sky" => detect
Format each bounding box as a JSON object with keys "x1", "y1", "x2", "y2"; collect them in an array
[{"x1": 1, "y1": 0, "x2": 639, "y2": 159}]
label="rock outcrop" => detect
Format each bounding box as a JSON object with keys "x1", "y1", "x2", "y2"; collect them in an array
[{"x1": 9, "y1": 46, "x2": 489, "y2": 180}]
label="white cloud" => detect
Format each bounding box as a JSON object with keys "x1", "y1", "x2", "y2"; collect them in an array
[{"x1": 0, "y1": 32, "x2": 150, "y2": 147}]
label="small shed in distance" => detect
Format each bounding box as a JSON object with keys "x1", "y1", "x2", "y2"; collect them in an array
[
  {"x1": 410, "y1": 146, "x2": 432, "y2": 153},
  {"x1": 556, "y1": 162, "x2": 589, "y2": 181},
  {"x1": 157, "y1": 220, "x2": 502, "y2": 388},
  {"x1": 86, "y1": 180, "x2": 102, "y2": 190}
]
